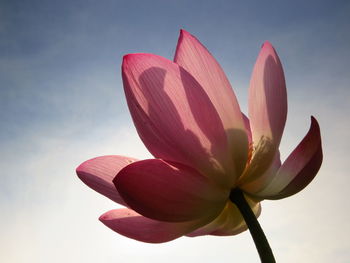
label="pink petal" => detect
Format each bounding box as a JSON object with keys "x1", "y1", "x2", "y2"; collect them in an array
[
  {"x1": 174, "y1": 30, "x2": 249, "y2": 178},
  {"x1": 212, "y1": 205, "x2": 261, "y2": 236},
  {"x1": 242, "y1": 113, "x2": 252, "y2": 145},
  {"x1": 239, "y1": 151, "x2": 281, "y2": 195},
  {"x1": 114, "y1": 159, "x2": 228, "y2": 222},
  {"x1": 254, "y1": 117, "x2": 322, "y2": 199},
  {"x1": 186, "y1": 202, "x2": 242, "y2": 237},
  {"x1": 243, "y1": 41, "x2": 287, "y2": 183},
  {"x1": 122, "y1": 53, "x2": 235, "y2": 186},
  {"x1": 100, "y1": 209, "x2": 207, "y2": 243},
  {"x1": 76, "y1": 155, "x2": 137, "y2": 205},
  {"x1": 249, "y1": 41, "x2": 287, "y2": 146},
  {"x1": 210, "y1": 197, "x2": 261, "y2": 236},
  {"x1": 187, "y1": 197, "x2": 261, "y2": 237}
]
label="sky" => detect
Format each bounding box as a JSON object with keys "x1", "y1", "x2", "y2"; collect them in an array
[{"x1": 1, "y1": 0, "x2": 349, "y2": 262}]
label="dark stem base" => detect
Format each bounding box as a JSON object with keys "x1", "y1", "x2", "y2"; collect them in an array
[{"x1": 230, "y1": 189, "x2": 276, "y2": 263}]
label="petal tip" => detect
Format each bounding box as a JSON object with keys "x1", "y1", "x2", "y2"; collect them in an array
[
  {"x1": 122, "y1": 54, "x2": 133, "y2": 72},
  {"x1": 99, "y1": 212, "x2": 109, "y2": 222},
  {"x1": 75, "y1": 164, "x2": 83, "y2": 176},
  {"x1": 123, "y1": 53, "x2": 152, "y2": 64},
  {"x1": 179, "y1": 28, "x2": 190, "y2": 36},
  {"x1": 75, "y1": 161, "x2": 89, "y2": 180},
  {"x1": 122, "y1": 53, "x2": 139, "y2": 65},
  {"x1": 177, "y1": 29, "x2": 193, "y2": 47},
  {"x1": 260, "y1": 41, "x2": 277, "y2": 55},
  {"x1": 75, "y1": 156, "x2": 109, "y2": 180},
  {"x1": 261, "y1": 41, "x2": 272, "y2": 48},
  {"x1": 310, "y1": 115, "x2": 317, "y2": 124},
  {"x1": 309, "y1": 116, "x2": 320, "y2": 133},
  {"x1": 122, "y1": 54, "x2": 131, "y2": 63}
]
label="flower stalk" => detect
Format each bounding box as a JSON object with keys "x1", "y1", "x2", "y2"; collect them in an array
[{"x1": 230, "y1": 189, "x2": 276, "y2": 263}]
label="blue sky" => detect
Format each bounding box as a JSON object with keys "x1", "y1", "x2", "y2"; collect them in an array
[{"x1": 1, "y1": 0, "x2": 349, "y2": 262}]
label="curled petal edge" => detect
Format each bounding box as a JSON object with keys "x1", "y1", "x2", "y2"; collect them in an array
[
  {"x1": 253, "y1": 116, "x2": 322, "y2": 199},
  {"x1": 100, "y1": 208, "x2": 209, "y2": 243},
  {"x1": 76, "y1": 155, "x2": 137, "y2": 206}
]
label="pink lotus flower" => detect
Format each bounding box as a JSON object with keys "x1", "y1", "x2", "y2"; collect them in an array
[{"x1": 76, "y1": 30, "x2": 322, "y2": 243}]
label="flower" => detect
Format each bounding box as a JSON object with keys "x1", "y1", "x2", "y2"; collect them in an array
[{"x1": 76, "y1": 30, "x2": 322, "y2": 243}]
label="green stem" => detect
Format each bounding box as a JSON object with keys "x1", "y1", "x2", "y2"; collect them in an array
[{"x1": 230, "y1": 189, "x2": 276, "y2": 263}]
